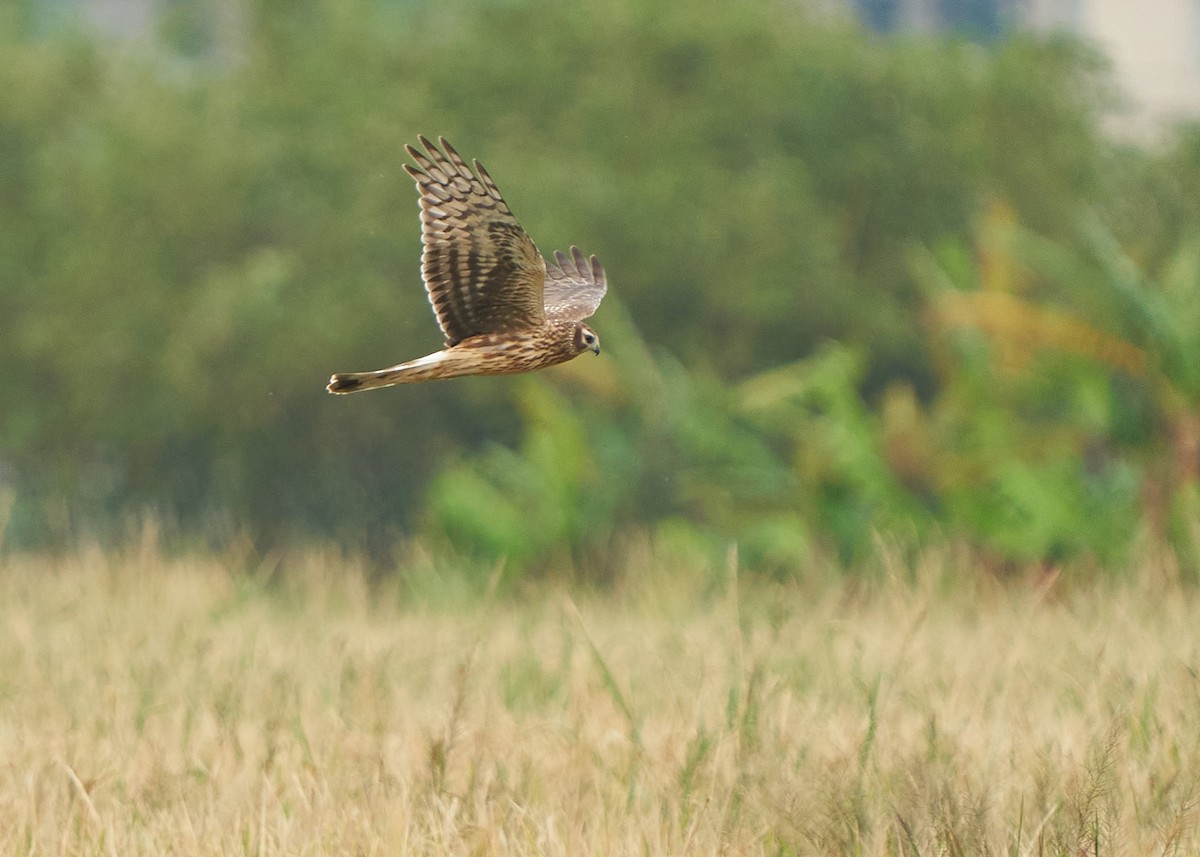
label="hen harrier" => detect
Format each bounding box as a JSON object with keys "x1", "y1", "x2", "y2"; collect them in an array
[{"x1": 327, "y1": 136, "x2": 607, "y2": 394}]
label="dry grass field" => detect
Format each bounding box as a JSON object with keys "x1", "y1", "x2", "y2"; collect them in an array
[{"x1": 2, "y1": 538, "x2": 1199, "y2": 855}]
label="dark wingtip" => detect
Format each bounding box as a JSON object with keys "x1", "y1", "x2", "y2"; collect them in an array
[{"x1": 327, "y1": 374, "x2": 363, "y2": 394}]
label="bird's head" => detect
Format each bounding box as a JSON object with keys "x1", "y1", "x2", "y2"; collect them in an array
[{"x1": 573, "y1": 323, "x2": 601, "y2": 356}]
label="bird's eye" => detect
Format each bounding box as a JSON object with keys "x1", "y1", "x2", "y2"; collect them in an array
[{"x1": 584, "y1": 333, "x2": 595, "y2": 344}]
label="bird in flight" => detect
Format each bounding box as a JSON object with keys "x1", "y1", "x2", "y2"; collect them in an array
[{"x1": 327, "y1": 136, "x2": 607, "y2": 394}]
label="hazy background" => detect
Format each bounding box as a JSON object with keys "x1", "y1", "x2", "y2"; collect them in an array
[{"x1": 4, "y1": 0, "x2": 1200, "y2": 578}]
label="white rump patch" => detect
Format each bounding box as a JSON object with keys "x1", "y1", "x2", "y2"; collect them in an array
[{"x1": 405, "y1": 351, "x2": 451, "y2": 370}]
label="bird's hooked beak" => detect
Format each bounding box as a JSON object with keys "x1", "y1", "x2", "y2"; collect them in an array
[{"x1": 591, "y1": 342, "x2": 601, "y2": 356}]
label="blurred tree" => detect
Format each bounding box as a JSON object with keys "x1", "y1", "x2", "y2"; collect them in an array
[
  {"x1": 0, "y1": 0, "x2": 1188, "y2": 573},
  {"x1": 407, "y1": 0, "x2": 1112, "y2": 386}
]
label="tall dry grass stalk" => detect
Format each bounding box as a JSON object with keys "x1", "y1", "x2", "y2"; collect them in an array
[{"x1": 1, "y1": 540, "x2": 1198, "y2": 854}]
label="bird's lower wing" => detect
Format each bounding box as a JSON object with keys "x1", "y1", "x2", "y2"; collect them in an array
[{"x1": 543, "y1": 246, "x2": 607, "y2": 321}]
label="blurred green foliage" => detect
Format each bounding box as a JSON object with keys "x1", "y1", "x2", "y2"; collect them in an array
[{"x1": 3, "y1": 0, "x2": 1199, "y2": 576}]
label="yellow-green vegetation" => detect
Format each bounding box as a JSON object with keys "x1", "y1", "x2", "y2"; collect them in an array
[{"x1": 3, "y1": 542, "x2": 1198, "y2": 855}]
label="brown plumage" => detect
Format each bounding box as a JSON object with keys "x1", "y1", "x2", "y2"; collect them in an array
[{"x1": 327, "y1": 136, "x2": 607, "y2": 394}]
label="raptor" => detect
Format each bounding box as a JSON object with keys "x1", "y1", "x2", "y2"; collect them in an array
[{"x1": 327, "y1": 136, "x2": 607, "y2": 393}]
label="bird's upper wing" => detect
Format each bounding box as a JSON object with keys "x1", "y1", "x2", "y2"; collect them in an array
[
  {"x1": 404, "y1": 136, "x2": 546, "y2": 346},
  {"x1": 543, "y1": 246, "x2": 607, "y2": 322}
]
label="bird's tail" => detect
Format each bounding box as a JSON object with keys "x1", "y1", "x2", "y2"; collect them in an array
[
  {"x1": 326, "y1": 351, "x2": 458, "y2": 394},
  {"x1": 326, "y1": 369, "x2": 407, "y2": 394},
  {"x1": 327, "y1": 372, "x2": 367, "y2": 394}
]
